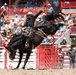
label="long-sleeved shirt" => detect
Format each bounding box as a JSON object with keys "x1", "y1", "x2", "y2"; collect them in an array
[
  {"x1": 25, "y1": 11, "x2": 42, "y2": 27},
  {"x1": 66, "y1": 49, "x2": 76, "y2": 58}
]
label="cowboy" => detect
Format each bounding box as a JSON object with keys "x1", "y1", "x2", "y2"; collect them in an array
[{"x1": 22, "y1": 10, "x2": 42, "y2": 48}]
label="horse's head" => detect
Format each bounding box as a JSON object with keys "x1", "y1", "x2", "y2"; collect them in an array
[
  {"x1": 5, "y1": 34, "x2": 24, "y2": 60},
  {"x1": 5, "y1": 46, "x2": 16, "y2": 60}
]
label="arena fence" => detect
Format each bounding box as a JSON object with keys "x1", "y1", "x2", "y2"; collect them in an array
[
  {"x1": 0, "y1": 47, "x2": 36, "y2": 69},
  {"x1": 0, "y1": 47, "x2": 6, "y2": 69},
  {"x1": 61, "y1": 45, "x2": 71, "y2": 68},
  {"x1": 0, "y1": 44, "x2": 76, "y2": 69},
  {"x1": 0, "y1": 44, "x2": 59, "y2": 69},
  {"x1": 36, "y1": 44, "x2": 59, "y2": 69}
]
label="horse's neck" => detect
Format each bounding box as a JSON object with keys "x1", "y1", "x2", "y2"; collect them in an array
[{"x1": 9, "y1": 35, "x2": 23, "y2": 46}]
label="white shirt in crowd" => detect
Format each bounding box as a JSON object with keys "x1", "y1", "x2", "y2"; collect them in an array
[{"x1": 53, "y1": 0, "x2": 60, "y2": 7}]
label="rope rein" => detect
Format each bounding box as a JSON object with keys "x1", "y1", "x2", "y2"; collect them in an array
[
  {"x1": 35, "y1": 28, "x2": 47, "y2": 38},
  {"x1": 22, "y1": 27, "x2": 47, "y2": 39}
]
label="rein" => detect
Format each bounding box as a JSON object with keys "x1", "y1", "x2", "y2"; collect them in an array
[{"x1": 35, "y1": 29, "x2": 47, "y2": 38}]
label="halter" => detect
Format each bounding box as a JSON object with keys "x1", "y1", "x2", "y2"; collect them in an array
[{"x1": 8, "y1": 46, "x2": 16, "y2": 60}]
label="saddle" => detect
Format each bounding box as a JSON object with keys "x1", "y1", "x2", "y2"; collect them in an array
[{"x1": 22, "y1": 27, "x2": 35, "y2": 37}]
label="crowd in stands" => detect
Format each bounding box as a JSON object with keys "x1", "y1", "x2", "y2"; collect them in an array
[
  {"x1": 0, "y1": 0, "x2": 76, "y2": 47},
  {"x1": 45, "y1": 13, "x2": 76, "y2": 44},
  {"x1": 0, "y1": 13, "x2": 26, "y2": 47},
  {"x1": 54, "y1": 14, "x2": 76, "y2": 44},
  {"x1": 9, "y1": 0, "x2": 46, "y2": 8}
]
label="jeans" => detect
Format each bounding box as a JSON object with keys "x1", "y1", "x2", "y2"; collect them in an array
[{"x1": 69, "y1": 58, "x2": 75, "y2": 69}]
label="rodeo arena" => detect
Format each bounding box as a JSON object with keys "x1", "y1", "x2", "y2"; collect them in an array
[{"x1": 0, "y1": 0, "x2": 76, "y2": 75}]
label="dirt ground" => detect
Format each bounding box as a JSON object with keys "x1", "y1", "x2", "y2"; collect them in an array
[{"x1": 0, "y1": 69, "x2": 76, "y2": 75}]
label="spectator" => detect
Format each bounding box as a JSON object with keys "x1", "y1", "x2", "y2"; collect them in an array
[
  {"x1": 0, "y1": 28, "x2": 7, "y2": 37},
  {"x1": 10, "y1": 18, "x2": 16, "y2": 29},
  {"x1": 53, "y1": 0, "x2": 60, "y2": 15},
  {"x1": 68, "y1": 17, "x2": 74, "y2": 27},
  {"x1": 7, "y1": 28, "x2": 13, "y2": 36},
  {"x1": 0, "y1": 7, "x2": 5, "y2": 21},
  {"x1": 14, "y1": 25, "x2": 22, "y2": 35},
  {"x1": 18, "y1": 15, "x2": 25, "y2": 26},
  {"x1": 42, "y1": 38, "x2": 50, "y2": 43},
  {"x1": 46, "y1": 3, "x2": 54, "y2": 21},
  {"x1": 0, "y1": 19, "x2": 4, "y2": 26},
  {"x1": 1, "y1": 3, "x2": 8, "y2": 11},
  {"x1": 14, "y1": 14, "x2": 20, "y2": 25},
  {"x1": 53, "y1": 0, "x2": 60, "y2": 6},
  {"x1": 60, "y1": 25, "x2": 66, "y2": 32},
  {"x1": 58, "y1": 47, "x2": 64, "y2": 69},
  {"x1": 66, "y1": 46, "x2": 76, "y2": 69},
  {"x1": 27, "y1": 1, "x2": 35, "y2": 8},
  {"x1": 4, "y1": 15, "x2": 10, "y2": 24},
  {"x1": 60, "y1": 38, "x2": 67, "y2": 45}
]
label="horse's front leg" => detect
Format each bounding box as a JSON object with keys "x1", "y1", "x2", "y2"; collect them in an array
[
  {"x1": 14, "y1": 52, "x2": 23, "y2": 69},
  {"x1": 22, "y1": 52, "x2": 31, "y2": 69}
]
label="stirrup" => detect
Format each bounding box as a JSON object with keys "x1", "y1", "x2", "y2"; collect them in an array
[{"x1": 25, "y1": 42, "x2": 29, "y2": 48}]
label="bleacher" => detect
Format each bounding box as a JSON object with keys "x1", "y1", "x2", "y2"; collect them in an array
[
  {"x1": 0, "y1": 47, "x2": 5, "y2": 69},
  {"x1": 70, "y1": 25, "x2": 76, "y2": 38}
]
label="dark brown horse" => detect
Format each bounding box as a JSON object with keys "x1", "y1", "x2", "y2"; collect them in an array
[{"x1": 5, "y1": 21, "x2": 64, "y2": 69}]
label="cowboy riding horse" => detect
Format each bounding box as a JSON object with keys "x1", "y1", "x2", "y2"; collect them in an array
[{"x1": 5, "y1": 9, "x2": 65, "y2": 69}]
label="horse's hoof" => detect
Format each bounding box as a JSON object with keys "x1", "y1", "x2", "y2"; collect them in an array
[
  {"x1": 11, "y1": 68, "x2": 17, "y2": 70},
  {"x1": 27, "y1": 68, "x2": 34, "y2": 70},
  {"x1": 21, "y1": 67, "x2": 25, "y2": 69},
  {"x1": 11, "y1": 68, "x2": 18, "y2": 70}
]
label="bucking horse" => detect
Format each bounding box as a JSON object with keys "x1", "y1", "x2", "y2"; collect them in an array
[{"x1": 5, "y1": 17, "x2": 64, "y2": 69}]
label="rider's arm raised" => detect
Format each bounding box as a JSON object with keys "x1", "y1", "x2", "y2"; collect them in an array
[{"x1": 34, "y1": 10, "x2": 43, "y2": 20}]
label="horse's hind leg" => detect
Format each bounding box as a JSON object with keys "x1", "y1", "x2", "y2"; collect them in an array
[{"x1": 22, "y1": 52, "x2": 31, "y2": 69}]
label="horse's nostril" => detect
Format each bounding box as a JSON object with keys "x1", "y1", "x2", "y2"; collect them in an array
[
  {"x1": 10, "y1": 57, "x2": 15, "y2": 60},
  {"x1": 9, "y1": 55, "x2": 15, "y2": 60}
]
